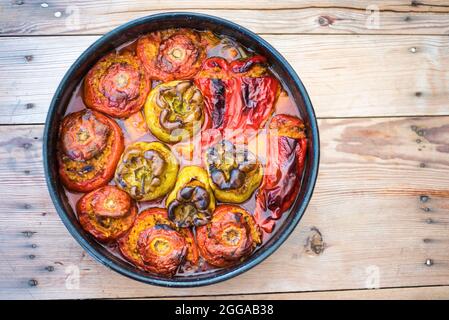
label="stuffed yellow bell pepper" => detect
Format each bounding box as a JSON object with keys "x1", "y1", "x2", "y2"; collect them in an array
[
  {"x1": 166, "y1": 166, "x2": 215, "y2": 227},
  {"x1": 144, "y1": 80, "x2": 205, "y2": 143},
  {"x1": 115, "y1": 141, "x2": 179, "y2": 201},
  {"x1": 205, "y1": 140, "x2": 262, "y2": 203}
]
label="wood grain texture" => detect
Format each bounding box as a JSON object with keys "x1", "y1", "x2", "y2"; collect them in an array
[
  {"x1": 0, "y1": 34, "x2": 448, "y2": 124},
  {"x1": 1, "y1": 116, "x2": 449, "y2": 299},
  {"x1": 152, "y1": 286, "x2": 449, "y2": 300},
  {"x1": 6, "y1": 0, "x2": 449, "y2": 12},
  {"x1": 1, "y1": 1, "x2": 449, "y2": 35}
]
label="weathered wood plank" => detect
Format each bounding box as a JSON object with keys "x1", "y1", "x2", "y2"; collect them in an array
[
  {"x1": 6, "y1": 0, "x2": 449, "y2": 12},
  {"x1": 1, "y1": 116, "x2": 449, "y2": 299},
  {"x1": 0, "y1": 35, "x2": 448, "y2": 124},
  {"x1": 1, "y1": 1, "x2": 449, "y2": 35},
  {"x1": 153, "y1": 286, "x2": 449, "y2": 300}
]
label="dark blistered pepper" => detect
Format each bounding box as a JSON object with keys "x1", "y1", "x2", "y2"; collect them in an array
[
  {"x1": 136, "y1": 29, "x2": 207, "y2": 82},
  {"x1": 114, "y1": 141, "x2": 179, "y2": 201},
  {"x1": 83, "y1": 52, "x2": 150, "y2": 118},
  {"x1": 194, "y1": 57, "x2": 231, "y2": 129},
  {"x1": 58, "y1": 110, "x2": 124, "y2": 192},
  {"x1": 166, "y1": 166, "x2": 215, "y2": 228},
  {"x1": 205, "y1": 140, "x2": 263, "y2": 203},
  {"x1": 118, "y1": 208, "x2": 198, "y2": 276},
  {"x1": 77, "y1": 186, "x2": 137, "y2": 242},
  {"x1": 196, "y1": 205, "x2": 262, "y2": 268},
  {"x1": 144, "y1": 80, "x2": 205, "y2": 143},
  {"x1": 194, "y1": 55, "x2": 280, "y2": 134},
  {"x1": 255, "y1": 114, "x2": 307, "y2": 233}
]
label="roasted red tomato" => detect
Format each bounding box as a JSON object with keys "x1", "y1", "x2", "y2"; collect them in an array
[
  {"x1": 118, "y1": 208, "x2": 198, "y2": 276},
  {"x1": 136, "y1": 29, "x2": 207, "y2": 82},
  {"x1": 77, "y1": 186, "x2": 137, "y2": 242},
  {"x1": 83, "y1": 52, "x2": 150, "y2": 118},
  {"x1": 205, "y1": 140, "x2": 263, "y2": 203},
  {"x1": 256, "y1": 114, "x2": 307, "y2": 233},
  {"x1": 58, "y1": 110, "x2": 124, "y2": 192},
  {"x1": 196, "y1": 205, "x2": 261, "y2": 267},
  {"x1": 195, "y1": 56, "x2": 280, "y2": 134}
]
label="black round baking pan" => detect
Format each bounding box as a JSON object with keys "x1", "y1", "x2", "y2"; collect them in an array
[{"x1": 43, "y1": 12, "x2": 320, "y2": 287}]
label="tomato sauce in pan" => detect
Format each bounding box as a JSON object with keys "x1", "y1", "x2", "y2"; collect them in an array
[{"x1": 62, "y1": 29, "x2": 304, "y2": 276}]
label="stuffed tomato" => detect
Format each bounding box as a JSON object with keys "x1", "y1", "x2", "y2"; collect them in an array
[
  {"x1": 83, "y1": 52, "x2": 150, "y2": 118},
  {"x1": 77, "y1": 186, "x2": 137, "y2": 242},
  {"x1": 58, "y1": 110, "x2": 124, "y2": 192},
  {"x1": 196, "y1": 205, "x2": 261, "y2": 268},
  {"x1": 118, "y1": 208, "x2": 198, "y2": 276},
  {"x1": 136, "y1": 29, "x2": 207, "y2": 82}
]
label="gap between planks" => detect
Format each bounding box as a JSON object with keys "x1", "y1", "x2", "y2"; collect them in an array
[{"x1": 128, "y1": 285, "x2": 449, "y2": 300}]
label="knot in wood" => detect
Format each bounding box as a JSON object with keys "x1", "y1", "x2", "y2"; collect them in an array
[{"x1": 304, "y1": 227, "x2": 326, "y2": 256}]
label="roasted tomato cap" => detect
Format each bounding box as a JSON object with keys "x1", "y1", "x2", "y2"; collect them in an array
[
  {"x1": 77, "y1": 186, "x2": 137, "y2": 242},
  {"x1": 118, "y1": 208, "x2": 198, "y2": 276},
  {"x1": 136, "y1": 29, "x2": 207, "y2": 82},
  {"x1": 58, "y1": 110, "x2": 124, "y2": 193},
  {"x1": 137, "y1": 225, "x2": 187, "y2": 276},
  {"x1": 90, "y1": 186, "x2": 132, "y2": 217},
  {"x1": 83, "y1": 52, "x2": 150, "y2": 118},
  {"x1": 196, "y1": 205, "x2": 261, "y2": 267},
  {"x1": 60, "y1": 110, "x2": 110, "y2": 161}
]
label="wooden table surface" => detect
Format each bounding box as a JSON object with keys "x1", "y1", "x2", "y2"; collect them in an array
[{"x1": 1, "y1": 0, "x2": 449, "y2": 300}]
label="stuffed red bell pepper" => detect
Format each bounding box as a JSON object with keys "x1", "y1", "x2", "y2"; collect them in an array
[
  {"x1": 194, "y1": 56, "x2": 279, "y2": 135},
  {"x1": 255, "y1": 114, "x2": 307, "y2": 233}
]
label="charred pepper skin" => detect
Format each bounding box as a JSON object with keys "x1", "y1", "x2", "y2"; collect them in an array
[
  {"x1": 114, "y1": 141, "x2": 179, "y2": 201},
  {"x1": 83, "y1": 52, "x2": 150, "y2": 118},
  {"x1": 58, "y1": 110, "x2": 124, "y2": 193},
  {"x1": 118, "y1": 208, "x2": 198, "y2": 276},
  {"x1": 195, "y1": 55, "x2": 280, "y2": 135},
  {"x1": 77, "y1": 186, "x2": 137, "y2": 243},
  {"x1": 166, "y1": 166, "x2": 215, "y2": 228},
  {"x1": 194, "y1": 57, "x2": 231, "y2": 129},
  {"x1": 256, "y1": 114, "x2": 307, "y2": 233},
  {"x1": 205, "y1": 140, "x2": 263, "y2": 203},
  {"x1": 196, "y1": 205, "x2": 262, "y2": 268},
  {"x1": 144, "y1": 80, "x2": 205, "y2": 143}
]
